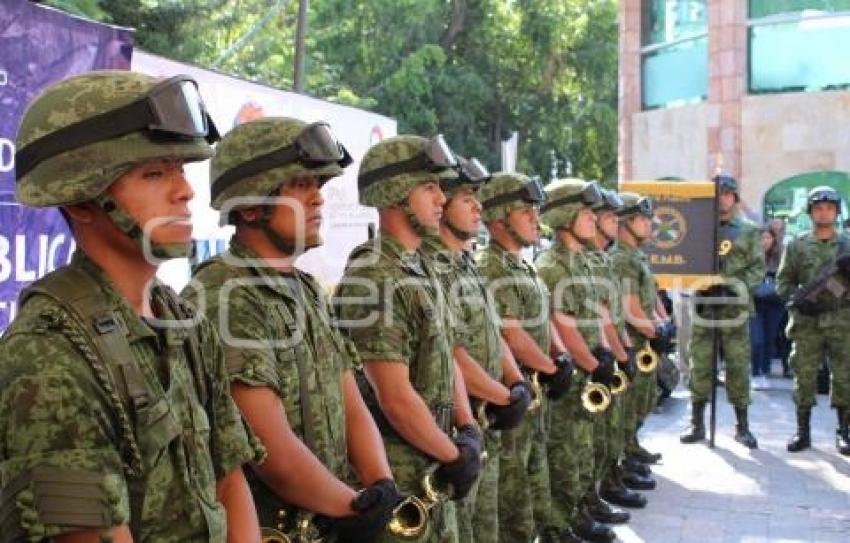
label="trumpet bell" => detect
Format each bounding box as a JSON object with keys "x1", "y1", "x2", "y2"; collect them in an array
[
  {"x1": 261, "y1": 527, "x2": 292, "y2": 543},
  {"x1": 582, "y1": 382, "x2": 611, "y2": 413},
  {"x1": 387, "y1": 497, "x2": 431, "y2": 540},
  {"x1": 610, "y1": 369, "x2": 628, "y2": 395},
  {"x1": 637, "y1": 346, "x2": 659, "y2": 373}
]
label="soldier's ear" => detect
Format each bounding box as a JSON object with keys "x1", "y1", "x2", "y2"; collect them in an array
[{"x1": 62, "y1": 202, "x2": 97, "y2": 226}]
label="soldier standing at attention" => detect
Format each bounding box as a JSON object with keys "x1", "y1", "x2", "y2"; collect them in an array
[
  {"x1": 476, "y1": 173, "x2": 574, "y2": 543},
  {"x1": 419, "y1": 158, "x2": 532, "y2": 543},
  {"x1": 334, "y1": 135, "x2": 484, "y2": 543},
  {"x1": 535, "y1": 179, "x2": 618, "y2": 543},
  {"x1": 185, "y1": 117, "x2": 404, "y2": 542},
  {"x1": 679, "y1": 175, "x2": 763, "y2": 449},
  {"x1": 777, "y1": 186, "x2": 850, "y2": 455},
  {"x1": 610, "y1": 193, "x2": 670, "y2": 488},
  {"x1": 0, "y1": 71, "x2": 263, "y2": 542}
]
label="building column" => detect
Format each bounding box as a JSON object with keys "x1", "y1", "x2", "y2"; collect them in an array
[{"x1": 618, "y1": 0, "x2": 642, "y2": 182}]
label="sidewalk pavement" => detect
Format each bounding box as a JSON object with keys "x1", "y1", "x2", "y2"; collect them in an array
[{"x1": 612, "y1": 375, "x2": 850, "y2": 543}]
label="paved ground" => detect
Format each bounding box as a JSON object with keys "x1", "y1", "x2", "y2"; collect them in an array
[{"x1": 611, "y1": 373, "x2": 850, "y2": 543}]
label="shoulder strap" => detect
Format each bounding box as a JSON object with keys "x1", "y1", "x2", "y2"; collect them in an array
[
  {"x1": 21, "y1": 268, "x2": 146, "y2": 478},
  {"x1": 156, "y1": 286, "x2": 210, "y2": 408}
]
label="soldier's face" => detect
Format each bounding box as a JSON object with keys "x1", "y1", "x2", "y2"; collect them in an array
[
  {"x1": 571, "y1": 208, "x2": 598, "y2": 241},
  {"x1": 444, "y1": 187, "x2": 482, "y2": 234},
  {"x1": 267, "y1": 175, "x2": 325, "y2": 249},
  {"x1": 628, "y1": 215, "x2": 653, "y2": 240},
  {"x1": 507, "y1": 204, "x2": 540, "y2": 244},
  {"x1": 810, "y1": 202, "x2": 838, "y2": 227},
  {"x1": 408, "y1": 180, "x2": 447, "y2": 229},
  {"x1": 718, "y1": 191, "x2": 737, "y2": 214},
  {"x1": 596, "y1": 210, "x2": 618, "y2": 239},
  {"x1": 108, "y1": 159, "x2": 194, "y2": 246}
]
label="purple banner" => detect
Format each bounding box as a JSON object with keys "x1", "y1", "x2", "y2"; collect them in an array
[{"x1": 0, "y1": 0, "x2": 133, "y2": 330}]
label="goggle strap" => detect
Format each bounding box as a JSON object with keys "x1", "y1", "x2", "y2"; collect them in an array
[
  {"x1": 482, "y1": 187, "x2": 543, "y2": 210},
  {"x1": 16, "y1": 98, "x2": 153, "y2": 179},
  {"x1": 212, "y1": 145, "x2": 302, "y2": 199},
  {"x1": 359, "y1": 153, "x2": 432, "y2": 190},
  {"x1": 540, "y1": 193, "x2": 586, "y2": 213},
  {"x1": 616, "y1": 203, "x2": 652, "y2": 217}
]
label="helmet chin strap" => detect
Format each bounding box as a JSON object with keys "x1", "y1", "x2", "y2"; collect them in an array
[
  {"x1": 402, "y1": 200, "x2": 438, "y2": 237},
  {"x1": 624, "y1": 217, "x2": 647, "y2": 245},
  {"x1": 443, "y1": 217, "x2": 476, "y2": 243},
  {"x1": 96, "y1": 194, "x2": 193, "y2": 260}
]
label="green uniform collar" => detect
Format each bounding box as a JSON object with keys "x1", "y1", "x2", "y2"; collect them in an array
[{"x1": 226, "y1": 238, "x2": 304, "y2": 300}]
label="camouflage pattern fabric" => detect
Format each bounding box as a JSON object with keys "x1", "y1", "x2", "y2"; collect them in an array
[
  {"x1": 184, "y1": 240, "x2": 352, "y2": 537},
  {"x1": 0, "y1": 253, "x2": 260, "y2": 542},
  {"x1": 689, "y1": 215, "x2": 763, "y2": 408},
  {"x1": 476, "y1": 241, "x2": 551, "y2": 542},
  {"x1": 419, "y1": 235, "x2": 501, "y2": 543},
  {"x1": 16, "y1": 70, "x2": 212, "y2": 207},
  {"x1": 210, "y1": 117, "x2": 344, "y2": 209},
  {"x1": 333, "y1": 236, "x2": 457, "y2": 543},
  {"x1": 610, "y1": 242, "x2": 659, "y2": 452},
  {"x1": 538, "y1": 178, "x2": 588, "y2": 232},
  {"x1": 478, "y1": 172, "x2": 536, "y2": 224},
  {"x1": 357, "y1": 136, "x2": 457, "y2": 208},
  {"x1": 777, "y1": 231, "x2": 850, "y2": 409},
  {"x1": 535, "y1": 241, "x2": 598, "y2": 531}
]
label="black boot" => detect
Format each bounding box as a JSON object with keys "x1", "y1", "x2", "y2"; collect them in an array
[
  {"x1": 586, "y1": 491, "x2": 630, "y2": 524},
  {"x1": 574, "y1": 509, "x2": 616, "y2": 543},
  {"x1": 621, "y1": 456, "x2": 651, "y2": 477},
  {"x1": 836, "y1": 409, "x2": 850, "y2": 456},
  {"x1": 621, "y1": 471, "x2": 656, "y2": 491},
  {"x1": 734, "y1": 407, "x2": 758, "y2": 449},
  {"x1": 632, "y1": 423, "x2": 662, "y2": 463},
  {"x1": 558, "y1": 526, "x2": 588, "y2": 543},
  {"x1": 786, "y1": 407, "x2": 811, "y2": 453},
  {"x1": 680, "y1": 401, "x2": 706, "y2": 444},
  {"x1": 600, "y1": 472, "x2": 647, "y2": 509}
]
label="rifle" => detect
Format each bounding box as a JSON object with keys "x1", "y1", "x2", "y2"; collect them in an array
[{"x1": 788, "y1": 238, "x2": 850, "y2": 316}]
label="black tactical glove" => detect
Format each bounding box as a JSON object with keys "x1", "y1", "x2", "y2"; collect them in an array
[
  {"x1": 620, "y1": 349, "x2": 638, "y2": 382},
  {"x1": 435, "y1": 424, "x2": 483, "y2": 500},
  {"x1": 590, "y1": 346, "x2": 616, "y2": 387},
  {"x1": 331, "y1": 479, "x2": 405, "y2": 543},
  {"x1": 486, "y1": 381, "x2": 532, "y2": 430},
  {"x1": 539, "y1": 352, "x2": 575, "y2": 400},
  {"x1": 649, "y1": 320, "x2": 676, "y2": 354},
  {"x1": 837, "y1": 253, "x2": 850, "y2": 279}
]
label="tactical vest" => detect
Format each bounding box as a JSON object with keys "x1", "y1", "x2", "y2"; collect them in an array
[{"x1": 18, "y1": 265, "x2": 212, "y2": 539}]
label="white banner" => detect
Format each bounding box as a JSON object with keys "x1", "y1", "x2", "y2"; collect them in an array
[{"x1": 132, "y1": 50, "x2": 396, "y2": 291}]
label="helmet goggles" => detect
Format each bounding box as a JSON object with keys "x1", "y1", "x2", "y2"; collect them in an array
[
  {"x1": 482, "y1": 176, "x2": 546, "y2": 210},
  {"x1": 616, "y1": 196, "x2": 654, "y2": 217},
  {"x1": 359, "y1": 134, "x2": 458, "y2": 190},
  {"x1": 541, "y1": 182, "x2": 603, "y2": 213},
  {"x1": 16, "y1": 75, "x2": 219, "y2": 179},
  {"x1": 212, "y1": 121, "x2": 352, "y2": 197},
  {"x1": 593, "y1": 189, "x2": 623, "y2": 212},
  {"x1": 443, "y1": 156, "x2": 491, "y2": 192}
]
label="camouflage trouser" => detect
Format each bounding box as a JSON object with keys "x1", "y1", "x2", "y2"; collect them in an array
[
  {"x1": 377, "y1": 436, "x2": 458, "y2": 543},
  {"x1": 547, "y1": 374, "x2": 594, "y2": 531},
  {"x1": 595, "y1": 394, "x2": 624, "y2": 483},
  {"x1": 788, "y1": 321, "x2": 850, "y2": 409},
  {"x1": 498, "y1": 411, "x2": 536, "y2": 542},
  {"x1": 690, "y1": 319, "x2": 751, "y2": 408},
  {"x1": 623, "y1": 368, "x2": 656, "y2": 454},
  {"x1": 529, "y1": 400, "x2": 552, "y2": 532},
  {"x1": 457, "y1": 428, "x2": 500, "y2": 543}
]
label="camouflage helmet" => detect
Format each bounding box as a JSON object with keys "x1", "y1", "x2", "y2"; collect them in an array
[
  {"x1": 479, "y1": 172, "x2": 545, "y2": 223},
  {"x1": 616, "y1": 192, "x2": 654, "y2": 218},
  {"x1": 358, "y1": 135, "x2": 458, "y2": 208},
  {"x1": 806, "y1": 185, "x2": 842, "y2": 214},
  {"x1": 714, "y1": 174, "x2": 739, "y2": 201},
  {"x1": 592, "y1": 188, "x2": 624, "y2": 214},
  {"x1": 15, "y1": 70, "x2": 213, "y2": 207},
  {"x1": 210, "y1": 117, "x2": 346, "y2": 210},
  {"x1": 540, "y1": 178, "x2": 601, "y2": 229}
]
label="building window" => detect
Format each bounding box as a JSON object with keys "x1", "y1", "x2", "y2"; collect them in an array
[
  {"x1": 641, "y1": 1, "x2": 708, "y2": 109},
  {"x1": 763, "y1": 171, "x2": 849, "y2": 239},
  {"x1": 749, "y1": 1, "x2": 850, "y2": 93}
]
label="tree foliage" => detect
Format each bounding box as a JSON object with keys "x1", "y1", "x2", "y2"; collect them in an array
[{"x1": 42, "y1": 0, "x2": 619, "y2": 183}]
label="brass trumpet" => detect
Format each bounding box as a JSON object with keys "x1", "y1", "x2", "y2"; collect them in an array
[
  {"x1": 261, "y1": 512, "x2": 319, "y2": 543},
  {"x1": 581, "y1": 382, "x2": 612, "y2": 413},
  {"x1": 609, "y1": 368, "x2": 629, "y2": 395},
  {"x1": 527, "y1": 371, "x2": 544, "y2": 412},
  {"x1": 261, "y1": 528, "x2": 292, "y2": 543},
  {"x1": 636, "y1": 345, "x2": 659, "y2": 373},
  {"x1": 386, "y1": 469, "x2": 451, "y2": 539}
]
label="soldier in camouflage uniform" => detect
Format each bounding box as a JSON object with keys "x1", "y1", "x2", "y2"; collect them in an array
[
  {"x1": 476, "y1": 173, "x2": 575, "y2": 543},
  {"x1": 0, "y1": 71, "x2": 263, "y2": 542},
  {"x1": 419, "y1": 158, "x2": 532, "y2": 543},
  {"x1": 680, "y1": 175, "x2": 763, "y2": 449},
  {"x1": 535, "y1": 179, "x2": 619, "y2": 543},
  {"x1": 777, "y1": 186, "x2": 850, "y2": 455},
  {"x1": 184, "y1": 117, "x2": 404, "y2": 542},
  {"x1": 589, "y1": 190, "x2": 647, "y2": 512},
  {"x1": 610, "y1": 193, "x2": 675, "y2": 488},
  {"x1": 333, "y1": 135, "x2": 484, "y2": 543}
]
